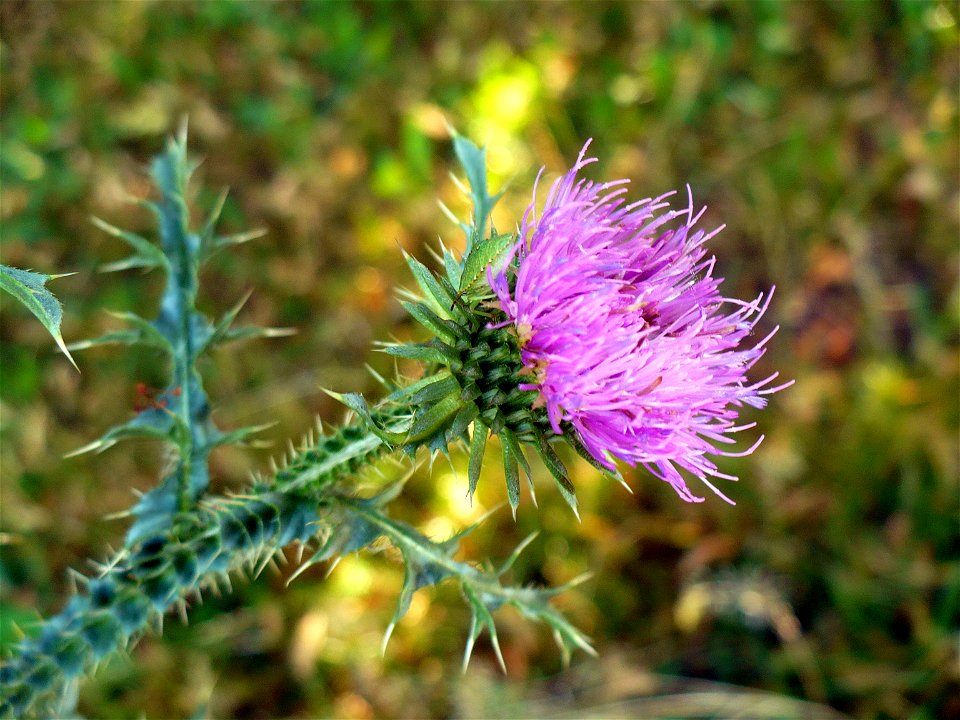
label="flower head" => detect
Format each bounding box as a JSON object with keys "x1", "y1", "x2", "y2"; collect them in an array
[{"x1": 488, "y1": 141, "x2": 790, "y2": 503}]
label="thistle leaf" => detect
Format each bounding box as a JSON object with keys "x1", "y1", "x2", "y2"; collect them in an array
[
  {"x1": 451, "y1": 135, "x2": 503, "y2": 251},
  {"x1": 322, "y1": 390, "x2": 407, "y2": 445},
  {"x1": 69, "y1": 311, "x2": 173, "y2": 355},
  {"x1": 445, "y1": 403, "x2": 479, "y2": 444},
  {"x1": 399, "y1": 300, "x2": 458, "y2": 343},
  {"x1": 440, "y1": 241, "x2": 463, "y2": 288},
  {"x1": 91, "y1": 216, "x2": 170, "y2": 273},
  {"x1": 502, "y1": 443, "x2": 521, "y2": 519},
  {"x1": 380, "y1": 338, "x2": 458, "y2": 365},
  {"x1": 499, "y1": 427, "x2": 536, "y2": 506},
  {"x1": 405, "y1": 394, "x2": 462, "y2": 443},
  {"x1": 0, "y1": 264, "x2": 78, "y2": 371},
  {"x1": 459, "y1": 232, "x2": 515, "y2": 294},
  {"x1": 402, "y1": 250, "x2": 454, "y2": 317},
  {"x1": 386, "y1": 370, "x2": 455, "y2": 404},
  {"x1": 467, "y1": 422, "x2": 488, "y2": 501},
  {"x1": 65, "y1": 410, "x2": 184, "y2": 457},
  {"x1": 535, "y1": 431, "x2": 579, "y2": 519},
  {"x1": 204, "y1": 422, "x2": 277, "y2": 451}
]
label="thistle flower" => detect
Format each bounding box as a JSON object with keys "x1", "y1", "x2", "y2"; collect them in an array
[{"x1": 488, "y1": 141, "x2": 791, "y2": 503}]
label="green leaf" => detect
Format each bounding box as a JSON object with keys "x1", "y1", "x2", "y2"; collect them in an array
[
  {"x1": 451, "y1": 134, "x2": 503, "y2": 251},
  {"x1": 68, "y1": 311, "x2": 173, "y2": 355},
  {"x1": 405, "y1": 394, "x2": 461, "y2": 443},
  {"x1": 440, "y1": 242, "x2": 463, "y2": 288},
  {"x1": 91, "y1": 216, "x2": 170, "y2": 273},
  {"x1": 445, "y1": 402, "x2": 479, "y2": 444},
  {"x1": 402, "y1": 251, "x2": 454, "y2": 317},
  {"x1": 322, "y1": 390, "x2": 408, "y2": 445},
  {"x1": 564, "y1": 428, "x2": 631, "y2": 493},
  {"x1": 535, "y1": 431, "x2": 579, "y2": 519},
  {"x1": 502, "y1": 442, "x2": 521, "y2": 519},
  {"x1": 379, "y1": 339, "x2": 457, "y2": 365},
  {"x1": 0, "y1": 265, "x2": 78, "y2": 371},
  {"x1": 204, "y1": 422, "x2": 277, "y2": 452},
  {"x1": 467, "y1": 422, "x2": 488, "y2": 500},
  {"x1": 65, "y1": 411, "x2": 184, "y2": 457},
  {"x1": 459, "y1": 232, "x2": 516, "y2": 293},
  {"x1": 399, "y1": 300, "x2": 459, "y2": 343},
  {"x1": 500, "y1": 427, "x2": 536, "y2": 507}
]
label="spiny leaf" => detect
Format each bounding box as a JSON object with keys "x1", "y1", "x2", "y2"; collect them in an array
[
  {"x1": 91, "y1": 216, "x2": 169, "y2": 273},
  {"x1": 379, "y1": 341, "x2": 451, "y2": 365},
  {"x1": 68, "y1": 311, "x2": 173, "y2": 355},
  {"x1": 322, "y1": 390, "x2": 407, "y2": 445},
  {"x1": 218, "y1": 325, "x2": 297, "y2": 344},
  {"x1": 565, "y1": 429, "x2": 631, "y2": 493},
  {"x1": 459, "y1": 232, "x2": 515, "y2": 294},
  {"x1": 535, "y1": 431, "x2": 579, "y2": 519},
  {"x1": 451, "y1": 134, "x2": 503, "y2": 251},
  {"x1": 402, "y1": 250, "x2": 454, "y2": 317},
  {"x1": 200, "y1": 187, "x2": 230, "y2": 245},
  {"x1": 0, "y1": 265, "x2": 78, "y2": 371},
  {"x1": 386, "y1": 370, "x2": 455, "y2": 404},
  {"x1": 65, "y1": 410, "x2": 184, "y2": 457},
  {"x1": 405, "y1": 394, "x2": 461, "y2": 443},
  {"x1": 445, "y1": 402, "x2": 479, "y2": 444},
  {"x1": 496, "y1": 532, "x2": 539, "y2": 577},
  {"x1": 502, "y1": 443, "x2": 521, "y2": 519},
  {"x1": 461, "y1": 583, "x2": 506, "y2": 673},
  {"x1": 399, "y1": 300, "x2": 459, "y2": 343},
  {"x1": 212, "y1": 228, "x2": 268, "y2": 251},
  {"x1": 467, "y1": 422, "x2": 488, "y2": 501},
  {"x1": 204, "y1": 422, "x2": 277, "y2": 452},
  {"x1": 499, "y1": 427, "x2": 536, "y2": 507},
  {"x1": 440, "y1": 241, "x2": 463, "y2": 288}
]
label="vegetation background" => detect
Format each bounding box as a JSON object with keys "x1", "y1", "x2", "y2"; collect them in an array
[{"x1": 1, "y1": 1, "x2": 957, "y2": 718}]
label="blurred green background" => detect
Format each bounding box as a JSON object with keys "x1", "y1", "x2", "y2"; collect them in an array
[{"x1": 1, "y1": 1, "x2": 957, "y2": 718}]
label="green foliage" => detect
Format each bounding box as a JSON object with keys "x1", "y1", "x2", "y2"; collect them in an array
[
  {"x1": 67, "y1": 127, "x2": 281, "y2": 546},
  {"x1": 1, "y1": 132, "x2": 594, "y2": 719},
  {"x1": 300, "y1": 486, "x2": 595, "y2": 670},
  {"x1": 0, "y1": 265, "x2": 77, "y2": 371}
]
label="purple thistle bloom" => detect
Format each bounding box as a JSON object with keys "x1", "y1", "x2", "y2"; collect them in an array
[{"x1": 488, "y1": 141, "x2": 791, "y2": 504}]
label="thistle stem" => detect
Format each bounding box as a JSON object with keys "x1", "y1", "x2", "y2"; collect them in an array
[{"x1": 0, "y1": 419, "x2": 392, "y2": 719}]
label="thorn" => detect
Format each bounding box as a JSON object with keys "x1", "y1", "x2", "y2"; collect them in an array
[
  {"x1": 286, "y1": 559, "x2": 314, "y2": 586},
  {"x1": 324, "y1": 555, "x2": 342, "y2": 578},
  {"x1": 253, "y1": 551, "x2": 273, "y2": 579},
  {"x1": 381, "y1": 622, "x2": 396, "y2": 657},
  {"x1": 177, "y1": 600, "x2": 188, "y2": 625},
  {"x1": 68, "y1": 568, "x2": 89, "y2": 591},
  {"x1": 208, "y1": 577, "x2": 222, "y2": 598},
  {"x1": 462, "y1": 621, "x2": 478, "y2": 674},
  {"x1": 490, "y1": 629, "x2": 507, "y2": 674}
]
